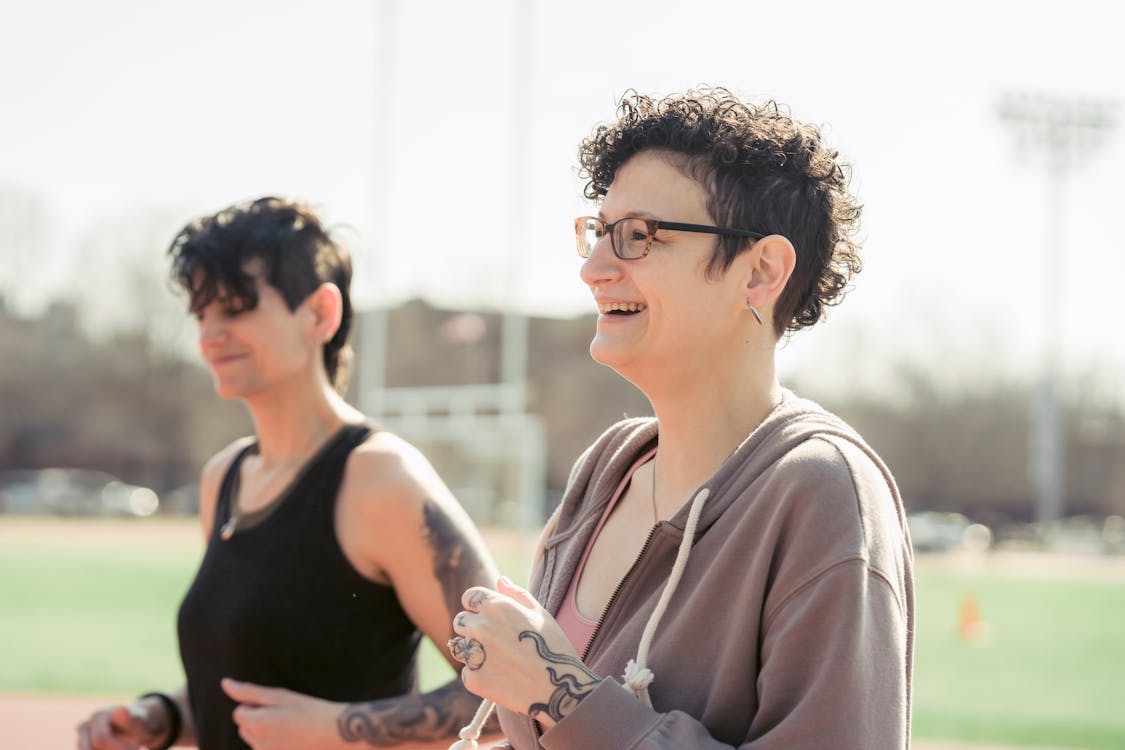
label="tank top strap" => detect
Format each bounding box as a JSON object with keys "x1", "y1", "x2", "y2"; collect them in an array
[{"x1": 212, "y1": 441, "x2": 261, "y2": 543}]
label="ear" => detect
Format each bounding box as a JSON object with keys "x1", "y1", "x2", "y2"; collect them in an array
[
  {"x1": 306, "y1": 282, "x2": 344, "y2": 344},
  {"x1": 740, "y1": 234, "x2": 796, "y2": 315}
]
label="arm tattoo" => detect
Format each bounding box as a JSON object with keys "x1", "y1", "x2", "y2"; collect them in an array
[
  {"x1": 422, "y1": 500, "x2": 492, "y2": 621},
  {"x1": 520, "y1": 631, "x2": 601, "y2": 724},
  {"x1": 337, "y1": 679, "x2": 497, "y2": 746}
]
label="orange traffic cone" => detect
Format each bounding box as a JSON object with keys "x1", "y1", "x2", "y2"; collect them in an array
[{"x1": 958, "y1": 594, "x2": 988, "y2": 642}]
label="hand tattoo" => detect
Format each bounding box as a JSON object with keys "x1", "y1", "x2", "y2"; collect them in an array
[
  {"x1": 455, "y1": 611, "x2": 469, "y2": 628},
  {"x1": 467, "y1": 589, "x2": 490, "y2": 610},
  {"x1": 449, "y1": 637, "x2": 486, "y2": 670},
  {"x1": 520, "y1": 631, "x2": 600, "y2": 724}
]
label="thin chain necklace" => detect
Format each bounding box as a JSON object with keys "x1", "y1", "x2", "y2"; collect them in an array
[{"x1": 220, "y1": 424, "x2": 344, "y2": 540}]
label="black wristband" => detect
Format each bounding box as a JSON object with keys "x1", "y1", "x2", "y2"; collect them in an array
[{"x1": 138, "y1": 692, "x2": 182, "y2": 750}]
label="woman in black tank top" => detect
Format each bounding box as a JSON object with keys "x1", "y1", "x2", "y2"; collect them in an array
[{"x1": 77, "y1": 197, "x2": 500, "y2": 750}]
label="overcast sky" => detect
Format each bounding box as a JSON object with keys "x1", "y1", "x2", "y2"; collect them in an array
[{"x1": 2, "y1": 0, "x2": 1123, "y2": 396}]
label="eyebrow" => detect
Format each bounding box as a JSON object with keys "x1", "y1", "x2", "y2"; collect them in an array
[{"x1": 596, "y1": 209, "x2": 663, "y2": 222}]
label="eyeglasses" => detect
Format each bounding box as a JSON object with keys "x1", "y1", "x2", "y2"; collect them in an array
[{"x1": 574, "y1": 216, "x2": 765, "y2": 260}]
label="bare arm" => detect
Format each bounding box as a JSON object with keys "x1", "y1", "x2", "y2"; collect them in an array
[{"x1": 334, "y1": 437, "x2": 503, "y2": 745}]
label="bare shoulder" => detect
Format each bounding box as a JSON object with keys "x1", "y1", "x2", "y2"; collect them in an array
[
  {"x1": 341, "y1": 431, "x2": 451, "y2": 507},
  {"x1": 338, "y1": 430, "x2": 487, "y2": 547},
  {"x1": 336, "y1": 429, "x2": 497, "y2": 593}
]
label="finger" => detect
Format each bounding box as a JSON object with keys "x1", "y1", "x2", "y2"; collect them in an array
[
  {"x1": 496, "y1": 575, "x2": 538, "y2": 608},
  {"x1": 86, "y1": 717, "x2": 135, "y2": 750},
  {"x1": 222, "y1": 677, "x2": 285, "y2": 707},
  {"x1": 236, "y1": 716, "x2": 261, "y2": 749},
  {"x1": 233, "y1": 705, "x2": 277, "y2": 749},
  {"x1": 448, "y1": 635, "x2": 487, "y2": 670},
  {"x1": 453, "y1": 609, "x2": 474, "y2": 633},
  {"x1": 462, "y1": 586, "x2": 494, "y2": 612},
  {"x1": 108, "y1": 706, "x2": 136, "y2": 734},
  {"x1": 231, "y1": 702, "x2": 254, "y2": 728},
  {"x1": 89, "y1": 708, "x2": 135, "y2": 750}
]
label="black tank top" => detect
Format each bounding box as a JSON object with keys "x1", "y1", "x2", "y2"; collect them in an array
[{"x1": 177, "y1": 423, "x2": 420, "y2": 750}]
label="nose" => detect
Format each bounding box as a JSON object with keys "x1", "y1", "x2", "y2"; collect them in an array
[
  {"x1": 196, "y1": 311, "x2": 227, "y2": 351},
  {"x1": 579, "y1": 232, "x2": 623, "y2": 289}
]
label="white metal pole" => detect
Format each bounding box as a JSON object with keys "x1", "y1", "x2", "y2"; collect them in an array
[
  {"x1": 500, "y1": 0, "x2": 533, "y2": 416},
  {"x1": 359, "y1": 0, "x2": 398, "y2": 416},
  {"x1": 1031, "y1": 157, "x2": 1065, "y2": 525}
]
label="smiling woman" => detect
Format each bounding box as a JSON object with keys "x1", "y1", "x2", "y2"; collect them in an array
[
  {"x1": 75, "y1": 197, "x2": 501, "y2": 750},
  {"x1": 447, "y1": 88, "x2": 914, "y2": 750}
]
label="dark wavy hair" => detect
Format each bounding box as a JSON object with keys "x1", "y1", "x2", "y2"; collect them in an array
[
  {"x1": 167, "y1": 196, "x2": 354, "y2": 391},
  {"x1": 578, "y1": 87, "x2": 863, "y2": 336}
]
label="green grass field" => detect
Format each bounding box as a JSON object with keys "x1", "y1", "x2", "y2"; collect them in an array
[{"x1": 2, "y1": 518, "x2": 1123, "y2": 748}]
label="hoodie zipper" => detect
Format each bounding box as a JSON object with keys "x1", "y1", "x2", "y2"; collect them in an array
[
  {"x1": 581, "y1": 522, "x2": 660, "y2": 661},
  {"x1": 529, "y1": 522, "x2": 661, "y2": 746}
]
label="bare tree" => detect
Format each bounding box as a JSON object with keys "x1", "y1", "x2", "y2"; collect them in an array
[{"x1": 0, "y1": 184, "x2": 55, "y2": 313}]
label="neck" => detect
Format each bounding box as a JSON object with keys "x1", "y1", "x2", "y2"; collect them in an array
[
  {"x1": 242, "y1": 373, "x2": 363, "y2": 467},
  {"x1": 645, "y1": 353, "x2": 781, "y2": 511}
]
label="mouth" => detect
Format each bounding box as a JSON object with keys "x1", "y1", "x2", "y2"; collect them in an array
[
  {"x1": 208, "y1": 354, "x2": 246, "y2": 367},
  {"x1": 598, "y1": 301, "x2": 647, "y2": 316}
]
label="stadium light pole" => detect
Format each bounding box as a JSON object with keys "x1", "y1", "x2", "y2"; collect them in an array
[
  {"x1": 359, "y1": 0, "x2": 398, "y2": 417},
  {"x1": 996, "y1": 92, "x2": 1117, "y2": 527},
  {"x1": 500, "y1": 0, "x2": 533, "y2": 417}
]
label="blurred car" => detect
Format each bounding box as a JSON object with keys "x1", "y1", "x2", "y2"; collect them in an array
[
  {"x1": 0, "y1": 468, "x2": 158, "y2": 517},
  {"x1": 907, "y1": 511, "x2": 974, "y2": 552},
  {"x1": 160, "y1": 482, "x2": 200, "y2": 515}
]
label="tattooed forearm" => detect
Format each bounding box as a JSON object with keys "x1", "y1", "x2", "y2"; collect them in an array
[
  {"x1": 422, "y1": 500, "x2": 493, "y2": 621},
  {"x1": 337, "y1": 679, "x2": 496, "y2": 746},
  {"x1": 519, "y1": 631, "x2": 601, "y2": 724}
]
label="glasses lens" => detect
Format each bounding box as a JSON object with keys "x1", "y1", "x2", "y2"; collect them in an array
[
  {"x1": 576, "y1": 218, "x2": 603, "y2": 258},
  {"x1": 615, "y1": 219, "x2": 651, "y2": 259}
]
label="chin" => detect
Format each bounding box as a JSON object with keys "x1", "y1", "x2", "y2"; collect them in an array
[
  {"x1": 211, "y1": 376, "x2": 250, "y2": 401},
  {"x1": 588, "y1": 338, "x2": 635, "y2": 375},
  {"x1": 212, "y1": 385, "x2": 242, "y2": 401}
]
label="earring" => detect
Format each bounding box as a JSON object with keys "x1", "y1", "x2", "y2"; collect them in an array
[{"x1": 747, "y1": 299, "x2": 764, "y2": 326}]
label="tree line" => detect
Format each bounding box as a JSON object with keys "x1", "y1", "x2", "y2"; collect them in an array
[{"x1": 2, "y1": 296, "x2": 1123, "y2": 526}]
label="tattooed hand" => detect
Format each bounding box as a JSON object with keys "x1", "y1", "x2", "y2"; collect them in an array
[{"x1": 452, "y1": 577, "x2": 602, "y2": 729}]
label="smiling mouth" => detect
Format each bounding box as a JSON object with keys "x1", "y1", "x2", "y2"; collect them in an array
[{"x1": 598, "y1": 302, "x2": 647, "y2": 315}]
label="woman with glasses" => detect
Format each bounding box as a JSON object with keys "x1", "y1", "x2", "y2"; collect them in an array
[
  {"x1": 447, "y1": 89, "x2": 913, "y2": 749},
  {"x1": 77, "y1": 197, "x2": 498, "y2": 750}
]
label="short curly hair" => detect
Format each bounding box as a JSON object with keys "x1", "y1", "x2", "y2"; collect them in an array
[
  {"x1": 167, "y1": 196, "x2": 355, "y2": 391},
  {"x1": 578, "y1": 87, "x2": 862, "y2": 336}
]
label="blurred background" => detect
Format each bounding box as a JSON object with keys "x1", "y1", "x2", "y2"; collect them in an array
[{"x1": 1, "y1": 1, "x2": 1123, "y2": 748}]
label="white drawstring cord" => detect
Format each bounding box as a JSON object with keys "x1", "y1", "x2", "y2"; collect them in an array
[
  {"x1": 447, "y1": 698, "x2": 496, "y2": 749},
  {"x1": 621, "y1": 487, "x2": 710, "y2": 705}
]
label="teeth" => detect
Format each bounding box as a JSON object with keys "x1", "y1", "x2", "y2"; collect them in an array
[{"x1": 599, "y1": 302, "x2": 647, "y2": 313}]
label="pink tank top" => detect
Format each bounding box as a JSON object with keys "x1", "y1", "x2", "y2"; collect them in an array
[{"x1": 556, "y1": 447, "x2": 657, "y2": 655}]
